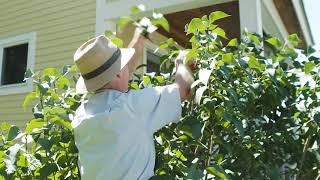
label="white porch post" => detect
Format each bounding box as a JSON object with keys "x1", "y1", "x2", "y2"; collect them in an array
[
  {"x1": 239, "y1": 0, "x2": 263, "y2": 36},
  {"x1": 96, "y1": 0, "x2": 116, "y2": 36}
]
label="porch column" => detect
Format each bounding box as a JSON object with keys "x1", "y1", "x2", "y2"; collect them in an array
[{"x1": 239, "y1": 0, "x2": 263, "y2": 36}]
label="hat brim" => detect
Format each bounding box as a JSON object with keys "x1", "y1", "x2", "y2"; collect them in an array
[{"x1": 76, "y1": 48, "x2": 135, "y2": 94}]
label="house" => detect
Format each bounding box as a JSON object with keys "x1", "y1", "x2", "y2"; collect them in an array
[{"x1": 0, "y1": 0, "x2": 316, "y2": 128}]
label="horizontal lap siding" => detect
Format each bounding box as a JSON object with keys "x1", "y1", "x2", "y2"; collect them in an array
[{"x1": 0, "y1": 0, "x2": 96, "y2": 129}]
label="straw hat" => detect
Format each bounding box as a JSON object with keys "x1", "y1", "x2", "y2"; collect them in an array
[{"x1": 74, "y1": 35, "x2": 135, "y2": 93}]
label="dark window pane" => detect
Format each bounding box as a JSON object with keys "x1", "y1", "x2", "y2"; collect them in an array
[
  {"x1": 2, "y1": 43, "x2": 28, "y2": 85},
  {"x1": 146, "y1": 50, "x2": 161, "y2": 74}
]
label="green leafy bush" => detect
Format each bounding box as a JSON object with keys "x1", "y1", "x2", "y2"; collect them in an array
[
  {"x1": 1, "y1": 66, "x2": 84, "y2": 179},
  {"x1": 0, "y1": 10, "x2": 320, "y2": 179},
  {"x1": 146, "y1": 12, "x2": 320, "y2": 180}
]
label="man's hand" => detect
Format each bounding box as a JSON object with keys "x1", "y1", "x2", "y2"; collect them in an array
[
  {"x1": 128, "y1": 28, "x2": 146, "y2": 48},
  {"x1": 127, "y1": 28, "x2": 147, "y2": 76},
  {"x1": 175, "y1": 50, "x2": 197, "y2": 70},
  {"x1": 175, "y1": 50, "x2": 187, "y2": 66},
  {"x1": 174, "y1": 50, "x2": 195, "y2": 102}
]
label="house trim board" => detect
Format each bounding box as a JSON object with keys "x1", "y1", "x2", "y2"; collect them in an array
[
  {"x1": 292, "y1": 0, "x2": 314, "y2": 46},
  {"x1": 261, "y1": 0, "x2": 289, "y2": 42},
  {"x1": 96, "y1": 0, "x2": 237, "y2": 36}
]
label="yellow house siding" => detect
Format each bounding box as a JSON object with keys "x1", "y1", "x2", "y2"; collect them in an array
[{"x1": 0, "y1": 0, "x2": 96, "y2": 129}]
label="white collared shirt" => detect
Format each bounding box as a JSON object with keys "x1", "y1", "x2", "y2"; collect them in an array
[{"x1": 72, "y1": 85, "x2": 181, "y2": 180}]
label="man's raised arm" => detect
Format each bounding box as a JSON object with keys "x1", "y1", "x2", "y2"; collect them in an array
[
  {"x1": 173, "y1": 50, "x2": 195, "y2": 102},
  {"x1": 127, "y1": 28, "x2": 146, "y2": 76}
]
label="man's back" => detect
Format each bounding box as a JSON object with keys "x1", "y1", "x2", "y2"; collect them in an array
[{"x1": 72, "y1": 86, "x2": 181, "y2": 179}]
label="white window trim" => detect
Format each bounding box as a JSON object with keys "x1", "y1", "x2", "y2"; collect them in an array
[{"x1": 0, "y1": 32, "x2": 36, "y2": 96}]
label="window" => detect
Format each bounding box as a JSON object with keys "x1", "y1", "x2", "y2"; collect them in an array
[
  {"x1": 146, "y1": 50, "x2": 161, "y2": 74},
  {"x1": 0, "y1": 32, "x2": 36, "y2": 95},
  {"x1": 2, "y1": 43, "x2": 29, "y2": 85},
  {"x1": 143, "y1": 41, "x2": 167, "y2": 75}
]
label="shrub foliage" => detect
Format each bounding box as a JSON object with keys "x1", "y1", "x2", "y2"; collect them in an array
[{"x1": 0, "y1": 10, "x2": 320, "y2": 179}]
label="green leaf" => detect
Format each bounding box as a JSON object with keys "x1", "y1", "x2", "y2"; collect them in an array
[
  {"x1": 190, "y1": 121, "x2": 203, "y2": 140},
  {"x1": 36, "y1": 82, "x2": 49, "y2": 94},
  {"x1": 283, "y1": 47, "x2": 298, "y2": 59},
  {"x1": 178, "y1": 135, "x2": 188, "y2": 141},
  {"x1": 186, "y1": 164, "x2": 203, "y2": 180},
  {"x1": 62, "y1": 65, "x2": 72, "y2": 75},
  {"x1": 104, "y1": 30, "x2": 114, "y2": 37},
  {"x1": 306, "y1": 46, "x2": 316, "y2": 55},
  {"x1": 212, "y1": 27, "x2": 228, "y2": 39},
  {"x1": 104, "y1": 27, "x2": 123, "y2": 48},
  {"x1": 288, "y1": 34, "x2": 301, "y2": 47},
  {"x1": 177, "y1": 124, "x2": 192, "y2": 138},
  {"x1": 201, "y1": 15, "x2": 210, "y2": 27},
  {"x1": 222, "y1": 53, "x2": 235, "y2": 64},
  {"x1": 314, "y1": 113, "x2": 320, "y2": 127},
  {"x1": 130, "y1": 4, "x2": 145, "y2": 14},
  {"x1": 25, "y1": 119, "x2": 45, "y2": 134},
  {"x1": 227, "y1": 38, "x2": 237, "y2": 47},
  {"x1": 226, "y1": 88, "x2": 241, "y2": 109},
  {"x1": 130, "y1": 83, "x2": 140, "y2": 90},
  {"x1": 57, "y1": 76, "x2": 70, "y2": 90},
  {"x1": 143, "y1": 76, "x2": 151, "y2": 85},
  {"x1": 51, "y1": 116, "x2": 72, "y2": 131},
  {"x1": 248, "y1": 56, "x2": 264, "y2": 71},
  {"x1": 111, "y1": 37, "x2": 124, "y2": 48},
  {"x1": 151, "y1": 16, "x2": 170, "y2": 32},
  {"x1": 155, "y1": 76, "x2": 164, "y2": 83},
  {"x1": 224, "y1": 116, "x2": 244, "y2": 137},
  {"x1": 46, "y1": 107, "x2": 67, "y2": 115},
  {"x1": 173, "y1": 149, "x2": 187, "y2": 161},
  {"x1": 159, "y1": 42, "x2": 169, "y2": 49},
  {"x1": 206, "y1": 164, "x2": 229, "y2": 179},
  {"x1": 17, "y1": 154, "x2": 29, "y2": 167},
  {"x1": 39, "y1": 163, "x2": 58, "y2": 179},
  {"x1": 209, "y1": 11, "x2": 230, "y2": 23},
  {"x1": 24, "y1": 69, "x2": 34, "y2": 80},
  {"x1": 266, "y1": 37, "x2": 282, "y2": 48},
  {"x1": 150, "y1": 175, "x2": 175, "y2": 180},
  {"x1": 7, "y1": 126, "x2": 21, "y2": 141},
  {"x1": 215, "y1": 106, "x2": 224, "y2": 119},
  {"x1": 186, "y1": 48, "x2": 198, "y2": 61},
  {"x1": 248, "y1": 34, "x2": 261, "y2": 44},
  {"x1": 269, "y1": 166, "x2": 281, "y2": 180},
  {"x1": 0, "y1": 151, "x2": 4, "y2": 158},
  {"x1": 118, "y1": 16, "x2": 133, "y2": 30},
  {"x1": 1, "y1": 122, "x2": 11, "y2": 131},
  {"x1": 70, "y1": 65, "x2": 78, "y2": 72},
  {"x1": 23, "y1": 92, "x2": 37, "y2": 112},
  {"x1": 44, "y1": 68, "x2": 61, "y2": 77},
  {"x1": 304, "y1": 62, "x2": 316, "y2": 74},
  {"x1": 187, "y1": 18, "x2": 202, "y2": 34}
]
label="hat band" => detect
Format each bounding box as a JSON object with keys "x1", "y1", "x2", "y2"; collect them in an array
[{"x1": 82, "y1": 49, "x2": 121, "y2": 80}]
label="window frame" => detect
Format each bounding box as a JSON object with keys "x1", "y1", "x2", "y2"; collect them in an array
[
  {"x1": 0, "y1": 32, "x2": 36, "y2": 96},
  {"x1": 143, "y1": 41, "x2": 167, "y2": 74}
]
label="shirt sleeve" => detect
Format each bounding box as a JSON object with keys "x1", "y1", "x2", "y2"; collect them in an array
[{"x1": 127, "y1": 84, "x2": 182, "y2": 134}]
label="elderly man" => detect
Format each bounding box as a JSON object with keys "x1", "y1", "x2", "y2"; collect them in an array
[{"x1": 71, "y1": 29, "x2": 194, "y2": 179}]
